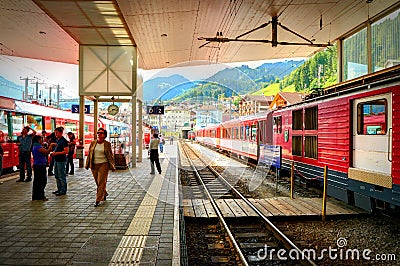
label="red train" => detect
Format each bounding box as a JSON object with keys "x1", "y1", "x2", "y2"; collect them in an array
[
  {"x1": 0, "y1": 96, "x2": 104, "y2": 171},
  {"x1": 196, "y1": 66, "x2": 400, "y2": 212}
]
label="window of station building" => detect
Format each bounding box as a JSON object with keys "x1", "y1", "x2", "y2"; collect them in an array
[
  {"x1": 292, "y1": 135, "x2": 302, "y2": 156},
  {"x1": 343, "y1": 28, "x2": 367, "y2": 81},
  {"x1": 357, "y1": 99, "x2": 387, "y2": 135},
  {"x1": 292, "y1": 110, "x2": 303, "y2": 130},
  {"x1": 304, "y1": 136, "x2": 318, "y2": 159},
  {"x1": 274, "y1": 116, "x2": 282, "y2": 134},
  {"x1": 372, "y1": 9, "x2": 400, "y2": 72},
  {"x1": 305, "y1": 106, "x2": 318, "y2": 130}
]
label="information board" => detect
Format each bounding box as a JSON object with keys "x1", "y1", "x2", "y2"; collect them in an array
[{"x1": 259, "y1": 145, "x2": 282, "y2": 168}]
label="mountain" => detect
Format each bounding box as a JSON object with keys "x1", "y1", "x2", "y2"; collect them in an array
[
  {"x1": 170, "y1": 60, "x2": 304, "y2": 102},
  {"x1": 143, "y1": 74, "x2": 197, "y2": 102}
]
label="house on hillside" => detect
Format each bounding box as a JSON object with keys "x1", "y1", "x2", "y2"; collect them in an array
[
  {"x1": 238, "y1": 95, "x2": 274, "y2": 116},
  {"x1": 269, "y1": 92, "x2": 307, "y2": 109}
]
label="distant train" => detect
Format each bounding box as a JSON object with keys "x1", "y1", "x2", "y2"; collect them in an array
[
  {"x1": 0, "y1": 96, "x2": 129, "y2": 171},
  {"x1": 196, "y1": 66, "x2": 400, "y2": 212}
]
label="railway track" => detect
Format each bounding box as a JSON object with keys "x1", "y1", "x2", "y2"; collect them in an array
[
  {"x1": 198, "y1": 141, "x2": 322, "y2": 199},
  {"x1": 180, "y1": 140, "x2": 316, "y2": 265}
]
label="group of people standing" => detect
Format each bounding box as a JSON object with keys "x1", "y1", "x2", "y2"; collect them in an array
[{"x1": 17, "y1": 126, "x2": 76, "y2": 200}]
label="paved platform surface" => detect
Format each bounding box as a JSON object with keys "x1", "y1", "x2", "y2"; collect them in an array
[{"x1": 0, "y1": 144, "x2": 179, "y2": 265}]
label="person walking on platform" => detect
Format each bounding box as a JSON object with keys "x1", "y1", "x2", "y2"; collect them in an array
[
  {"x1": 85, "y1": 128, "x2": 116, "y2": 207},
  {"x1": 66, "y1": 132, "x2": 76, "y2": 175},
  {"x1": 169, "y1": 135, "x2": 173, "y2": 145},
  {"x1": 149, "y1": 133, "x2": 162, "y2": 175},
  {"x1": 49, "y1": 127, "x2": 69, "y2": 196},
  {"x1": 31, "y1": 135, "x2": 55, "y2": 201},
  {"x1": 159, "y1": 134, "x2": 164, "y2": 153},
  {"x1": 16, "y1": 126, "x2": 36, "y2": 182}
]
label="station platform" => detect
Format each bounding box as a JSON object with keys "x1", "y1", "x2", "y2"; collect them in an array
[{"x1": 0, "y1": 144, "x2": 180, "y2": 265}]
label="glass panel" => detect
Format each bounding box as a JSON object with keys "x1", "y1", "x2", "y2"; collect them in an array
[
  {"x1": 0, "y1": 111, "x2": 7, "y2": 132},
  {"x1": 344, "y1": 28, "x2": 368, "y2": 80},
  {"x1": 274, "y1": 116, "x2": 282, "y2": 134},
  {"x1": 305, "y1": 136, "x2": 318, "y2": 159},
  {"x1": 305, "y1": 106, "x2": 318, "y2": 130},
  {"x1": 292, "y1": 136, "x2": 302, "y2": 156},
  {"x1": 251, "y1": 125, "x2": 257, "y2": 141},
  {"x1": 292, "y1": 110, "x2": 303, "y2": 130},
  {"x1": 11, "y1": 114, "x2": 24, "y2": 142},
  {"x1": 357, "y1": 99, "x2": 387, "y2": 135},
  {"x1": 372, "y1": 9, "x2": 400, "y2": 71}
]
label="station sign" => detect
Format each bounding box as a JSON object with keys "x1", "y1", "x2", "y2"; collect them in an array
[
  {"x1": 259, "y1": 145, "x2": 282, "y2": 168},
  {"x1": 146, "y1": 105, "x2": 164, "y2": 115},
  {"x1": 71, "y1": 104, "x2": 91, "y2": 114}
]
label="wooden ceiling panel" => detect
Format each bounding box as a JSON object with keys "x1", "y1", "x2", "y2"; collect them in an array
[{"x1": 1, "y1": 0, "x2": 399, "y2": 70}]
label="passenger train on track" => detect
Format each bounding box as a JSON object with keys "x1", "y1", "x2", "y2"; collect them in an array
[
  {"x1": 0, "y1": 96, "x2": 130, "y2": 171},
  {"x1": 196, "y1": 66, "x2": 400, "y2": 212}
]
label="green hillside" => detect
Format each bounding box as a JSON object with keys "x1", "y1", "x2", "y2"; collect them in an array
[{"x1": 251, "y1": 83, "x2": 296, "y2": 96}]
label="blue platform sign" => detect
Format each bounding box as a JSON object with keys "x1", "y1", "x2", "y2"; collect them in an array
[
  {"x1": 71, "y1": 104, "x2": 91, "y2": 114},
  {"x1": 259, "y1": 145, "x2": 282, "y2": 168}
]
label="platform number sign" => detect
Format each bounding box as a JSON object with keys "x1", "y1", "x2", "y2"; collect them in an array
[
  {"x1": 71, "y1": 104, "x2": 91, "y2": 114},
  {"x1": 146, "y1": 105, "x2": 164, "y2": 115}
]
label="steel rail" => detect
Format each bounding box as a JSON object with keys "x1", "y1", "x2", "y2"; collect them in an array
[
  {"x1": 180, "y1": 141, "x2": 249, "y2": 266},
  {"x1": 183, "y1": 141, "x2": 317, "y2": 266}
]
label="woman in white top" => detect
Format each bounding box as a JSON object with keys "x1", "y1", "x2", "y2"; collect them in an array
[{"x1": 85, "y1": 128, "x2": 116, "y2": 207}]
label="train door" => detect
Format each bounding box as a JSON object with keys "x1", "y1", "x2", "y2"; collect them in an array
[{"x1": 351, "y1": 93, "x2": 392, "y2": 183}]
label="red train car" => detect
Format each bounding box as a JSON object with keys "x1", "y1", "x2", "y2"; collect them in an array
[
  {"x1": 0, "y1": 96, "x2": 98, "y2": 171},
  {"x1": 273, "y1": 80, "x2": 399, "y2": 211},
  {"x1": 197, "y1": 66, "x2": 400, "y2": 212}
]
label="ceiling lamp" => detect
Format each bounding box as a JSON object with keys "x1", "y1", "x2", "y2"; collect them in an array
[{"x1": 198, "y1": 16, "x2": 331, "y2": 48}]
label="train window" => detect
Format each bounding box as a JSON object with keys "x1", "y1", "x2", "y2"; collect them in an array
[
  {"x1": 251, "y1": 125, "x2": 257, "y2": 141},
  {"x1": 245, "y1": 126, "x2": 250, "y2": 140},
  {"x1": 274, "y1": 116, "x2": 282, "y2": 134},
  {"x1": 12, "y1": 114, "x2": 24, "y2": 137},
  {"x1": 27, "y1": 115, "x2": 43, "y2": 131},
  {"x1": 304, "y1": 136, "x2": 318, "y2": 159},
  {"x1": 292, "y1": 110, "x2": 303, "y2": 130},
  {"x1": 357, "y1": 99, "x2": 387, "y2": 135},
  {"x1": 234, "y1": 127, "x2": 239, "y2": 139},
  {"x1": 240, "y1": 127, "x2": 244, "y2": 140},
  {"x1": 305, "y1": 106, "x2": 318, "y2": 130},
  {"x1": 0, "y1": 111, "x2": 7, "y2": 132},
  {"x1": 65, "y1": 122, "x2": 77, "y2": 134},
  {"x1": 292, "y1": 135, "x2": 302, "y2": 156}
]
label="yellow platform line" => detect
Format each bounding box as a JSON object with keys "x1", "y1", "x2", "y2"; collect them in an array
[{"x1": 110, "y1": 159, "x2": 169, "y2": 265}]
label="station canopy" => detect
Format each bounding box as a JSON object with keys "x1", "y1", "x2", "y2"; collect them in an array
[{"x1": 1, "y1": 0, "x2": 398, "y2": 71}]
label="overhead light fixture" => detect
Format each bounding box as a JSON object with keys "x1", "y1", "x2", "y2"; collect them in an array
[{"x1": 198, "y1": 16, "x2": 331, "y2": 48}]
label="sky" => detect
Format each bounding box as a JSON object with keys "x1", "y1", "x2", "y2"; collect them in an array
[{"x1": 0, "y1": 55, "x2": 304, "y2": 99}]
